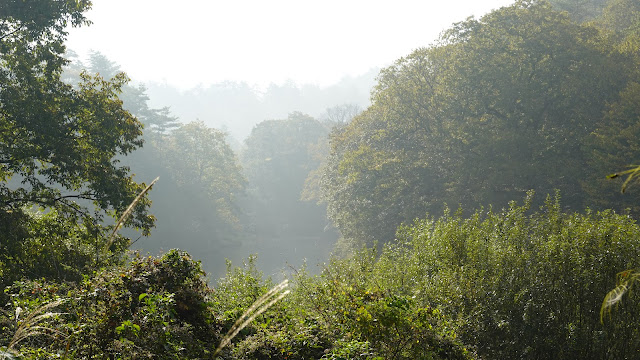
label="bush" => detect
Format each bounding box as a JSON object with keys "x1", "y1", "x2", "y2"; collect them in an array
[
  {"x1": 73, "y1": 249, "x2": 221, "y2": 359},
  {"x1": 208, "y1": 254, "x2": 472, "y2": 360},
  {"x1": 385, "y1": 192, "x2": 640, "y2": 359},
  {"x1": 286, "y1": 255, "x2": 474, "y2": 360},
  {"x1": 2, "y1": 249, "x2": 222, "y2": 359}
]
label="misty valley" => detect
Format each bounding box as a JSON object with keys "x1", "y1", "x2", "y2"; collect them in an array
[{"x1": 3, "y1": 0, "x2": 640, "y2": 359}]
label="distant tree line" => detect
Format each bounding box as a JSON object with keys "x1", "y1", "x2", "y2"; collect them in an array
[{"x1": 63, "y1": 51, "x2": 349, "y2": 278}]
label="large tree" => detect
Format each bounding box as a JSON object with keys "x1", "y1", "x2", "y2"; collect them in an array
[
  {"x1": 0, "y1": 1, "x2": 154, "y2": 283},
  {"x1": 241, "y1": 112, "x2": 332, "y2": 237},
  {"x1": 159, "y1": 121, "x2": 246, "y2": 240},
  {"x1": 576, "y1": 0, "x2": 640, "y2": 206},
  {"x1": 83, "y1": 51, "x2": 181, "y2": 135},
  {"x1": 321, "y1": 0, "x2": 635, "y2": 245}
]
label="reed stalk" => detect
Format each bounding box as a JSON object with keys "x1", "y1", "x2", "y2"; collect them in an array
[{"x1": 213, "y1": 279, "x2": 290, "y2": 357}]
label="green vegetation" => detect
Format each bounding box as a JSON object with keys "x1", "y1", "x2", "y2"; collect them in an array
[
  {"x1": 390, "y1": 193, "x2": 640, "y2": 359},
  {"x1": 0, "y1": 250, "x2": 473, "y2": 359},
  {"x1": 321, "y1": 0, "x2": 640, "y2": 245},
  {"x1": 241, "y1": 112, "x2": 332, "y2": 238},
  {"x1": 4, "y1": 194, "x2": 640, "y2": 359},
  {"x1": 0, "y1": 0, "x2": 154, "y2": 290},
  {"x1": 3, "y1": 0, "x2": 640, "y2": 358},
  {"x1": 1, "y1": 250, "x2": 220, "y2": 359}
]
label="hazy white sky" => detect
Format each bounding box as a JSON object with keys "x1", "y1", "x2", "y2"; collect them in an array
[{"x1": 66, "y1": 0, "x2": 515, "y2": 90}]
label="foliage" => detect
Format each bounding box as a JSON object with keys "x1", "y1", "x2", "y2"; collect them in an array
[
  {"x1": 211, "y1": 256, "x2": 270, "y2": 317},
  {"x1": 213, "y1": 279, "x2": 290, "y2": 357},
  {"x1": 385, "y1": 192, "x2": 640, "y2": 359},
  {"x1": 2, "y1": 250, "x2": 222, "y2": 359},
  {"x1": 323, "y1": 103, "x2": 363, "y2": 124},
  {"x1": 1, "y1": 209, "x2": 111, "y2": 290},
  {"x1": 13, "y1": 193, "x2": 638, "y2": 359},
  {"x1": 595, "y1": 0, "x2": 640, "y2": 56},
  {"x1": 548, "y1": 0, "x2": 610, "y2": 22},
  {"x1": 64, "y1": 52, "x2": 250, "y2": 277},
  {"x1": 585, "y1": 0, "x2": 640, "y2": 204},
  {"x1": 595, "y1": 0, "x2": 640, "y2": 313},
  {"x1": 241, "y1": 112, "x2": 333, "y2": 238},
  {"x1": 208, "y1": 255, "x2": 472, "y2": 360},
  {"x1": 80, "y1": 51, "x2": 181, "y2": 135},
  {"x1": 0, "y1": 0, "x2": 155, "y2": 287},
  {"x1": 305, "y1": 265, "x2": 472, "y2": 360},
  {"x1": 158, "y1": 121, "x2": 246, "y2": 240},
  {"x1": 5, "y1": 1, "x2": 640, "y2": 359},
  {"x1": 320, "y1": 0, "x2": 637, "y2": 245},
  {"x1": 601, "y1": 269, "x2": 640, "y2": 323},
  {"x1": 6, "y1": 299, "x2": 66, "y2": 353},
  {"x1": 1, "y1": 280, "x2": 76, "y2": 358}
]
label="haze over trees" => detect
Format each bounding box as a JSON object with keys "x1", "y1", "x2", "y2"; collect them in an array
[
  {"x1": 241, "y1": 112, "x2": 331, "y2": 238},
  {"x1": 3, "y1": 0, "x2": 640, "y2": 359},
  {"x1": 143, "y1": 71, "x2": 376, "y2": 142}
]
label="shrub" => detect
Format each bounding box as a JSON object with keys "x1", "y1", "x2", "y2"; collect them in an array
[
  {"x1": 287, "y1": 254, "x2": 475, "y2": 360},
  {"x1": 72, "y1": 249, "x2": 221, "y2": 359},
  {"x1": 1, "y1": 249, "x2": 222, "y2": 359},
  {"x1": 387, "y1": 192, "x2": 640, "y2": 359}
]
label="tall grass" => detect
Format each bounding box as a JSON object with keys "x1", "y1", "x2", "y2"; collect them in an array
[
  {"x1": 6, "y1": 299, "x2": 66, "y2": 353},
  {"x1": 103, "y1": 176, "x2": 159, "y2": 253},
  {"x1": 213, "y1": 279, "x2": 290, "y2": 357}
]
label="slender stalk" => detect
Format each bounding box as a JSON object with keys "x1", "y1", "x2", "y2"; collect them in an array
[
  {"x1": 8, "y1": 299, "x2": 66, "y2": 351},
  {"x1": 601, "y1": 270, "x2": 640, "y2": 323},
  {"x1": 103, "y1": 177, "x2": 158, "y2": 253},
  {"x1": 213, "y1": 280, "x2": 289, "y2": 357}
]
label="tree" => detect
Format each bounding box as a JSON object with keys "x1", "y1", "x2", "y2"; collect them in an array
[
  {"x1": 321, "y1": 0, "x2": 634, "y2": 245},
  {"x1": 0, "y1": 1, "x2": 154, "y2": 284},
  {"x1": 322, "y1": 103, "x2": 363, "y2": 124},
  {"x1": 585, "y1": 82, "x2": 640, "y2": 210},
  {"x1": 63, "y1": 52, "x2": 253, "y2": 275},
  {"x1": 81, "y1": 51, "x2": 181, "y2": 135},
  {"x1": 160, "y1": 121, "x2": 245, "y2": 237},
  {"x1": 241, "y1": 112, "x2": 332, "y2": 238},
  {"x1": 582, "y1": 0, "x2": 640, "y2": 206},
  {"x1": 548, "y1": 0, "x2": 609, "y2": 22},
  {"x1": 596, "y1": 0, "x2": 640, "y2": 50}
]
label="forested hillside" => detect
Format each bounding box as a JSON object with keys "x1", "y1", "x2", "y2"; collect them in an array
[
  {"x1": 321, "y1": 0, "x2": 640, "y2": 245},
  {"x1": 2, "y1": 0, "x2": 640, "y2": 359}
]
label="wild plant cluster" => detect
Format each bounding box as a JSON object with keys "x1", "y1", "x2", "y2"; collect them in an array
[
  {"x1": 1, "y1": 193, "x2": 639, "y2": 359},
  {"x1": 0, "y1": 248, "x2": 470, "y2": 359}
]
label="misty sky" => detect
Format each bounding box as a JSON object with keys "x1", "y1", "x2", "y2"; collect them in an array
[{"x1": 66, "y1": 0, "x2": 515, "y2": 90}]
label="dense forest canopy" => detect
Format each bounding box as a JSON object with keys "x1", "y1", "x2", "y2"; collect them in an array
[
  {"x1": 3, "y1": 0, "x2": 640, "y2": 359},
  {"x1": 321, "y1": 0, "x2": 640, "y2": 245}
]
